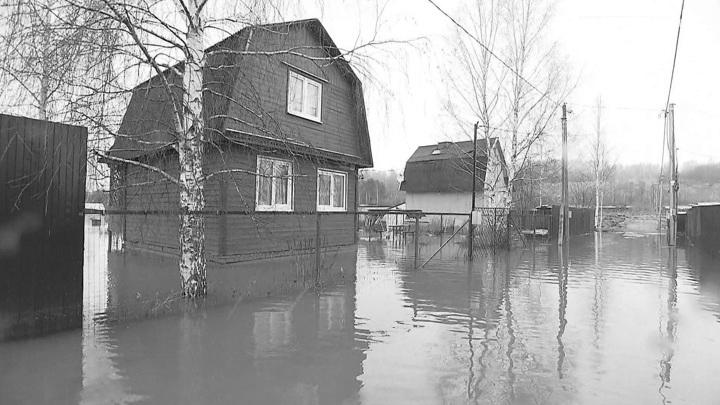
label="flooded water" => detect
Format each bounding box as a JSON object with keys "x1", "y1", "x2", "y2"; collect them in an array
[{"x1": 2, "y1": 224, "x2": 720, "y2": 404}]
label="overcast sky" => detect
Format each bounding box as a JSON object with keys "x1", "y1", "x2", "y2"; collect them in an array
[{"x1": 286, "y1": 0, "x2": 718, "y2": 171}]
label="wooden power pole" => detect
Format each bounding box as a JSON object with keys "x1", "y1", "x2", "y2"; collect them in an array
[
  {"x1": 667, "y1": 103, "x2": 678, "y2": 246},
  {"x1": 469, "y1": 122, "x2": 478, "y2": 260},
  {"x1": 559, "y1": 103, "x2": 569, "y2": 245}
]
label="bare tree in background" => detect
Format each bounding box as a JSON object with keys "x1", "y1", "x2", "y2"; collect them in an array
[
  {"x1": 444, "y1": 0, "x2": 507, "y2": 203},
  {"x1": 0, "y1": 0, "x2": 127, "y2": 190},
  {"x1": 0, "y1": 0, "x2": 394, "y2": 297},
  {"x1": 591, "y1": 96, "x2": 615, "y2": 229},
  {"x1": 443, "y1": 0, "x2": 570, "y2": 208}
]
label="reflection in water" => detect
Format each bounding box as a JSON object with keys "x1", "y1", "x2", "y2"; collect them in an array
[
  {"x1": 81, "y1": 221, "x2": 144, "y2": 404},
  {"x1": 3, "y1": 225, "x2": 720, "y2": 404},
  {"x1": 658, "y1": 247, "x2": 678, "y2": 404},
  {"x1": 503, "y1": 252, "x2": 516, "y2": 401},
  {"x1": 557, "y1": 245, "x2": 568, "y2": 379}
]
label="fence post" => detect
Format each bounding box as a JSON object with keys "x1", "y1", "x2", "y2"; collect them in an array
[
  {"x1": 506, "y1": 209, "x2": 510, "y2": 247},
  {"x1": 468, "y1": 212, "x2": 474, "y2": 260},
  {"x1": 532, "y1": 210, "x2": 536, "y2": 238},
  {"x1": 108, "y1": 229, "x2": 112, "y2": 253},
  {"x1": 439, "y1": 214, "x2": 444, "y2": 235},
  {"x1": 493, "y1": 208, "x2": 497, "y2": 248},
  {"x1": 414, "y1": 215, "x2": 420, "y2": 268},
  {"x1": 315, "y1": 212, "x2": 321, "y2": 285}
]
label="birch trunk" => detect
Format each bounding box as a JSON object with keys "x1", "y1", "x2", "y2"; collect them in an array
[
  {"x1": 38, "y1": 74, "x2": 48, "y2": 120},
  {"x1": 178, "y1": 9, "x2": 206, "y2": 297},
  {"x1": 506, "y1": 109, "x2": 519, "y2": 209},
  {"x1": 595, "y1": 171, "x2": 600, "y2": 230}
]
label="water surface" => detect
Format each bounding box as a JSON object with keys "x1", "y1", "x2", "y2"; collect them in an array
[{"x1": 2, "y1": 227, "x2": 720, "y2": 404}]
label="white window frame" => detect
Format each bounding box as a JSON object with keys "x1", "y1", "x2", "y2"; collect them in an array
[
  {"x1": 287, "y1": 70, "x2": 322, "y2": 122},
  {"x1": 317, "y1": 169, "x2": 347, "y2": 212},
  {"x1": 255, "y1": 156, "x2": 293, "y2": 212}
]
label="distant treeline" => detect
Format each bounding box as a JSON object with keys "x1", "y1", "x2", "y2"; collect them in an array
[
  {"x1": 514, "y1": 160, "x2": 720, "y2": 209},
  {"x1": 357, "y1": 169, "x2": 405, "y2": 206}
]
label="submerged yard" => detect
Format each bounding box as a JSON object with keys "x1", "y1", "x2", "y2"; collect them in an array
[{"x1": 2, "y1": 223, "x2": 720, "y2": 404}]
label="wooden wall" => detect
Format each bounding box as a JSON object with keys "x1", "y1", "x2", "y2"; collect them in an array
[
  {"x1": 111, "y1": 144, "x2": 358, "y2": 262},
  {"x1": 224, "y1": 24, "x2": 369, "y2": 163},
  {"x1": 0, "y1": 114, "x2": 87, "y2": 339}
]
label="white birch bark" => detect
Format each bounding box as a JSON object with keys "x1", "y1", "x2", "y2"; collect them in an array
[{"x1": 178, "y1": 1, "x2": 206, "y2": 297}]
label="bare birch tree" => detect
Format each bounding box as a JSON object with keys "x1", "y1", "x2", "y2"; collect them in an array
[
  {"x1": 0, "y1": 0, "x2": 128, "y2": 193},
  {"x1": 591, "y1": 96, "x2": 615, "y2": 230},
  {"x1": 443, "y1": 0, "x2": 508, "y2": 205},
  {"x1": 442, "y1": 0, "x2": 570, "y2": 208}
]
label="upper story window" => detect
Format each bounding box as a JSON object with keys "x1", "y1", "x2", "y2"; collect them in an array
[
  {"x1": 287, "y1": 70, "x2": 322, "y2": 122},
  {"x1": 317, "y1": 169, "x2": 347, "y2": 212},
  {"x1": 256, "y1": 156, "x2": 293, "y2": 211}
]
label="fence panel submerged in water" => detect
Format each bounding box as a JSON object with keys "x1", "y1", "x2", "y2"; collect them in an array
[{"x1": 0, "y1": 114, "x2": 88, "y2": 340}]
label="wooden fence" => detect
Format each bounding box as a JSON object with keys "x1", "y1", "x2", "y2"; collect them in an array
[
  {"x1": 548, "y1": 205, "x2": 595, "y2": 239},
  {"x1": 0, "y1": 114, "x2": 87, "y2": 340},
  {"x1": 511, "y1": 205, "x2": 595, "y2": 240}
]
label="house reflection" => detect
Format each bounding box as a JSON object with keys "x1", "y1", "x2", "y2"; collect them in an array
[{"x1": 89, "y1": 247, "x2": 366, "y2": 405}]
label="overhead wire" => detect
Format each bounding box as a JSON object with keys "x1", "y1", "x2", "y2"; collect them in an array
[
  {"x1": 425, "y1": 0, "x2": 562, "y2": 108},
  {"x1": 664, "y1": 0, "x2": 686, "y2": 114},
  {"x1": 658, "y1": 0, "x2": 686, "y2": 221}
]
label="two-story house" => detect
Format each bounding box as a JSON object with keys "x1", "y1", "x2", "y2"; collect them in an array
[{"x1": 106, "y1": 19, "x2": 373, "y2": 262}]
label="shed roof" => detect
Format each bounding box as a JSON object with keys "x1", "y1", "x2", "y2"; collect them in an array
[
  {"x1": 401, "y1": 139, "x2": 503, "y2": 193},
  {"x1": 108, "y1": 18, "x2": 372, "y2": 167}
]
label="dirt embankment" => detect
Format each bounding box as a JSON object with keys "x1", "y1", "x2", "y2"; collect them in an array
[{"x1": 601, "y1": 212, "x2": 661, "y2": 233}]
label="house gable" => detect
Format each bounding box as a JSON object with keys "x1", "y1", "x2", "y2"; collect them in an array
[
  {"x1": 223, "y1": 21, "x2": 372, "y2": 166},
  {"x1": 401, "y1": 140, "x2": 500, "y2": 194},
  {"x1": 109, "y1": 19, "x2": 372, "y2": 168}
]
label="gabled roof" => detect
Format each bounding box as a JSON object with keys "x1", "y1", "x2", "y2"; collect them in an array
[
  {"x1": 407, "y1": 139, "x2": 494, "y2": 163},
  {"x1": 401, "y1": 139, "x2": 505, "y2": 193},
  {"x1": 108, "y1": 18, "x2": 372, "y2": 167}
]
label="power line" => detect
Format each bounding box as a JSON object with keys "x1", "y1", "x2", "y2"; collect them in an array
[
  {"x1": 425, "y1": 0, "x2": 561, "y2": 107},
  {"x1": 664, "y1": 0, "x2": 685, "y2": 114},
  {"x1": 658, "y1": 0, "x2": 685, "y2": 224}
]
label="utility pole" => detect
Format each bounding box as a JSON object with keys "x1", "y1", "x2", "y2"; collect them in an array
[
  {"x1": 469, "y1": 122, "x2": 478, "y2": 260},
  {"x1": 559, "y1": 103, "x2": 569, "y2": 245},
  {"x1": 594, "y1": 97, "x2": 602, "y2": 231},
  {"x1": 667, "y1": 103, "x2": 678, "y2": 246}
]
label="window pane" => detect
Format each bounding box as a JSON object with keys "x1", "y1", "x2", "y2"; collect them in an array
[
  {"x1": 318, "y1": 173, "x2": 331, "y2": 206},
  {"x1": 306, "y1": 82, "x2": 319, "y2": 117},
  {"x1": 288, "y1": 74, "x2": 303, "y2": 113},
  {"x1": 332, "y1": 174, "x2": 344, "y2": 207},
  {"x1": 274, "y1": 163, "x2": 289, "y2": 205},
  {"x1": 258, "y1": 160, "x2": 272, "y2": 206}
]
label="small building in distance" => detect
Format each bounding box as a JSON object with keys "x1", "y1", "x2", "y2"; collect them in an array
[
  {"x1": 105, "y1": 19, "x2": 373, "y2": 262},
  {"x1": 400, "y1": 139, "x2": 508, "y2": 214}
]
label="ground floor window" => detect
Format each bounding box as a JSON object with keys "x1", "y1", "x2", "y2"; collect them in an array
[
  {"x1": 317, "y1": 169, "x2": 347, "y2": 211},
  {"x1": 256, "y1": 156, "x2": 293, "y2": 211}
]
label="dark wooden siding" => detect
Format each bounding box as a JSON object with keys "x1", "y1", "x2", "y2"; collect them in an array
[
  {"x1": 111, "y1": 23, "x2": 371, "y2": 167},
  {"x1": 225, "y1": 25, "x2": 365, "y2": 161},
  {"x1": 0, "y1": 114, "x2": 87, "y2": 339},
  {"x1": 110, "y1": 144, "x2": 358, "y2": 261},
  {"x1": 208, "y1": 146, "x2": 357, "y2": 261}
]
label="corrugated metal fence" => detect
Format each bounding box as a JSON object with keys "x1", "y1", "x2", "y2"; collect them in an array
[{"x1": 686, "y1": 204, "x2": 720, "y2": 255}]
